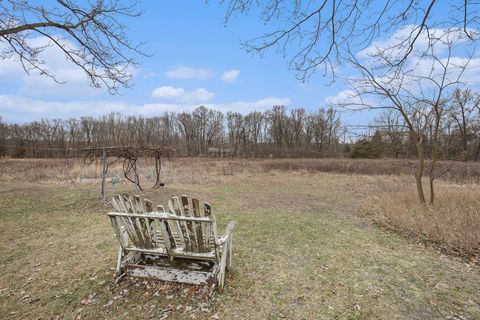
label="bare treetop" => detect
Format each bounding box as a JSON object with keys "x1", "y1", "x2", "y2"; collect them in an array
[
  {"x1": 0, "y1": 0, "x2": 148, "y2": 93},
  {"x1": 221, "y1": 0, "x2": 480, "y2": 81}
]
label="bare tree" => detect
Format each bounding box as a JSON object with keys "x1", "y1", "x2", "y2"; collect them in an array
[
  {"x1": 375, "y1": 110, "x2": 406, "y2": 158},
  {"x1": 245, "y1": 111, "x2": 264, "y2": 156},
  {"x1": 221, "y1": 1, "x2": 480, "y2": 80},
  {"x1": 226, "y1": 112, "x2": 246, "y2": 156},
  {"x1": 158, "y1": 112, "x2": 177, "y2": 145},
  {"x1": 290, "y1": 108, "x2": 306, "y2": 148},
  {"x1": 340, "y1": 31, "x2": 471, "y2": 204},
  {"x1": 177, "y1": 112, "x2": 198, "y2": 156},
  {"x1": 193, "y1": 106, "x2": 224, "y2": 156},
  {"x1": 447, "y1": 89, "x2": 479, "y2": 159},
  {"x1": 268, "y1": 105, "x2": 288, "y2": 153},
  {"x1": 324, "y1": 108, "x2": 342, "y2": 156},
  {"x1": 0, "y1": 0, "x2": 147, "y2": 93}
]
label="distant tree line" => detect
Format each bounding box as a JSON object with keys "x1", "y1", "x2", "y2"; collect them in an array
[
  {"x1": 0, "y1": 106, "x2": 343, "y2": 158},
  {"x1": 352, "y1": 89, "x2": 480, "y2": 162},
  {"x1": 1, "y1": 89, "x2": 478, "y2": 161}
]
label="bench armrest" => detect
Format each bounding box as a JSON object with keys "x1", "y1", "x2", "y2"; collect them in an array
[{"x1": 215, "y1": 221, "x2": 235, "y2": 246}]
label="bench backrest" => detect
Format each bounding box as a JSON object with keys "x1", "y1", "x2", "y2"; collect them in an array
[{"x1": 108, "y1": 194, "x2": 218, "y2": 259}]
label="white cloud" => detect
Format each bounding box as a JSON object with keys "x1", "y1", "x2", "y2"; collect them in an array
[
  {"x1": 0, "y1": 95, "x2": 127, "y2": 121},
  {"x1": 221, "y1": 69, "x2": 240, "y2": 83},
  {"x1": 325, "y1": 89, "x2": 379, "y2": 110},
  {"x1": 0, "y1": 95, "x2": 291, "y2": 123},
  {"x1": 326, "y1": 58, "x2": 480, "y2": 110},
  {"x1": 164, "y1": 66, "x2": 212, "y2": 80},
  {"x1": 0, "y1": 55, "x2": 23, "y2": 78},
  {"x1": 349, "y1": 55, "x2": 480, "y2": 97},
  {"x1": 407, "y1": 56, "x2": 480, "y2": 88},
  {"x1": 19, "y1": 67, "x2": 99, "y2": 97},
  {"x1": 325, "y1": 90, "x2": 357, "y2": 105},
  {"x1": 142, "y1": 71, "x2": 157, "y2": 79},
  {"x1": 152, "y1": 86, "x2": 185, "y2": 99},
  {"x1": 184, "y1": 88, "x2": 215, "y2": 103},
  {"x1": 151, "y1": 86, "x2": 215, "y2": 103},
  {"x1": 325, "y1": 90, "x2": 367, "y2": 109},
  {"x1": 357, "y1": 26, "x2": 478, "y2": 61},
  {"x1": 214, "y1": 97, "x2": 290, "y2": 113},
  {"x1": 0, "y1": 36, "x2": 104, "y2": 97},
  {"x1": 332, "y1": 25, "x2": 480, "y2": 107}
]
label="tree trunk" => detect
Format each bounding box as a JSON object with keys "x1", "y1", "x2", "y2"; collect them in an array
[
  {"x1": 475, "y1": 139, "x2": 480, "y2": 162},
  {"x1": 415, "y1": 138, "x2": 426, "y2": 204},
  {"x1": 152, "y1": 157, "x2": 164, "y2": 188},
  {"x1": 428, "y1": 115, "x2": 441, "y2": 205},
  {"x1": 429, "y1": 170, "x2": 435, "y2": 205},
  {"x1": 428, "y1": 145, "x2": 438, "y2": 206}
]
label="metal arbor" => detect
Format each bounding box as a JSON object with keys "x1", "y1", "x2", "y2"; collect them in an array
[{"x1": 82, "y1": 146, "x2": 173, "y2": 202}]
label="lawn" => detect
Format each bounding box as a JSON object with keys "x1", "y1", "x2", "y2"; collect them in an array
[{"x1": 1, "y1": 163, "x2": 479, "y2": 319}]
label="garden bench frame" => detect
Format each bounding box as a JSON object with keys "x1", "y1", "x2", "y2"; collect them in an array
[{"x1": 107, "y1": 194, "x2": 234, "y2": 292}]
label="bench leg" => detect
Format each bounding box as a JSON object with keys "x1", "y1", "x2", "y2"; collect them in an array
[
  {"x1": 115, "y1": 249, "x2": 144, "y2": 283},
  {"x1": 226, "y1": 234, "x2": 233, "y2": 271},
  {"x1": 115, "y1": 246, "x2": 125, "y2": 278},
  {"x1": 217, "y1": 242, "x2": 228, "y2": 292}
]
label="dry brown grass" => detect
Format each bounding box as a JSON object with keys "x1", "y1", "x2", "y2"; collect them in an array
[
  {"x1": 2, "y1": 157, "x2": 479, "y2": 184},
  {"x1": 0, "y1": 158, "x2": 98, "y2": 182},
  {"x1": 257, "y1": 158, "x2": 480, "y2": 184},
  {"x1": 0, "y1": 158, "x2": 255, "y2": 185},
  {"x1": 1, "y1": 159, "x2": 480, "y2": 319},
  {"x1": 1, "y1": 157, "x2": 478, "y2": 260},
  {"x1": 359, "y1": 183, "x2": 480, "y2": 259}
]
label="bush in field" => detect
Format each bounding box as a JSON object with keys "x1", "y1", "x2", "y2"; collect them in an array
[{"x1": 350, "y1": 132, "x2": 383, "y2": 159}]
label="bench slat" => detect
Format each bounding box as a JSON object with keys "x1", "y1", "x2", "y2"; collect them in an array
[
  {"x1": 108, "y1": 212, "x2": 213, "y2": 222},
  {"x1": 192, "y1": 197, "x2": 206, "y2": 252},
  {"x1": 168, "y1": 197, "x2": 189, "y2": 250},
  {"x1": 123, "y1": 246, "x2": 217, "y2": 260},
  {"x1": 125, "y1": 264, "x2": 212, "y2": 285},
  {"x1": 182, "y1": 195, "x2": 198, "y2": 252},
  {"x1": 109, "y1": 195, "x2": 219, "y2": 262},
  {"x1": 204, "y1": 202, "x2": 213, "y2": 250}
]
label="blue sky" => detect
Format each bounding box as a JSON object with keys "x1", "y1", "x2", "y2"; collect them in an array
[
  {"x1": 1, "y1": 1, "x2": 478, "y2": 125},
  {"x1": 0, "y1": 1, "x2": 360, "y2": 124}
]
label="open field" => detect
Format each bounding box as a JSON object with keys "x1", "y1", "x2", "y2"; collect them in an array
[
  {"x1": 1, "y1": 158, "x2": 479, "y2": 319},
  {"x1": 1, "y1": 157, "x2": 480, "y2": 184}
]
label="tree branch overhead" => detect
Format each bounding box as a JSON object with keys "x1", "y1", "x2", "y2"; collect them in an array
[{"x1": 0, "y1": 0, "x2": 149, "y2": 94}]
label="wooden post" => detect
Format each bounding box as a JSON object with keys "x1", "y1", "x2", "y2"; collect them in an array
[
  {"x1": 133, "y1": 160, "x2": 139, "y2": 191},
  {"x1": 153, "y1": 157, "x2": 163, "y2": 188},
  {"x1": 101, "y1": 147, "x2": 107, "y2": 204}
]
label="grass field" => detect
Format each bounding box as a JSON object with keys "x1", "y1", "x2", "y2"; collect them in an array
[{"x1": 1, "y1": 159, "x2": 479, "y2": 319}]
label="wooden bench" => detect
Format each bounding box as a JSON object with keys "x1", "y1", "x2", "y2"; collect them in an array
[{"x1": 107, "y1": 194, "x2": 235, "y2": 292}]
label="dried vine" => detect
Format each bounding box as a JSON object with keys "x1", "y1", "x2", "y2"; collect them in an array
[{"x1": 82, "y1": 146, "x2": 173, "y2": 201}]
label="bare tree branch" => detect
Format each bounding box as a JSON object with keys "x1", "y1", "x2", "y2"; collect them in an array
[
  {"x1": 0, "y1": 0, "x2": 149, "y2": 94},
  {"x1": 220, "y1": 0, "x2": 480, "y2": 81}
]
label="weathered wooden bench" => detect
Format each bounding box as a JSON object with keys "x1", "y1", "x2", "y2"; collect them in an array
[{"x1": 107, "y1": 194, "x2": 235, "y2": 292}]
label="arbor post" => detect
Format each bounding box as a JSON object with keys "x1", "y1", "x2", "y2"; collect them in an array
[{"x1": 101, "y1": 147, "x2": 107, "y2": 204}]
